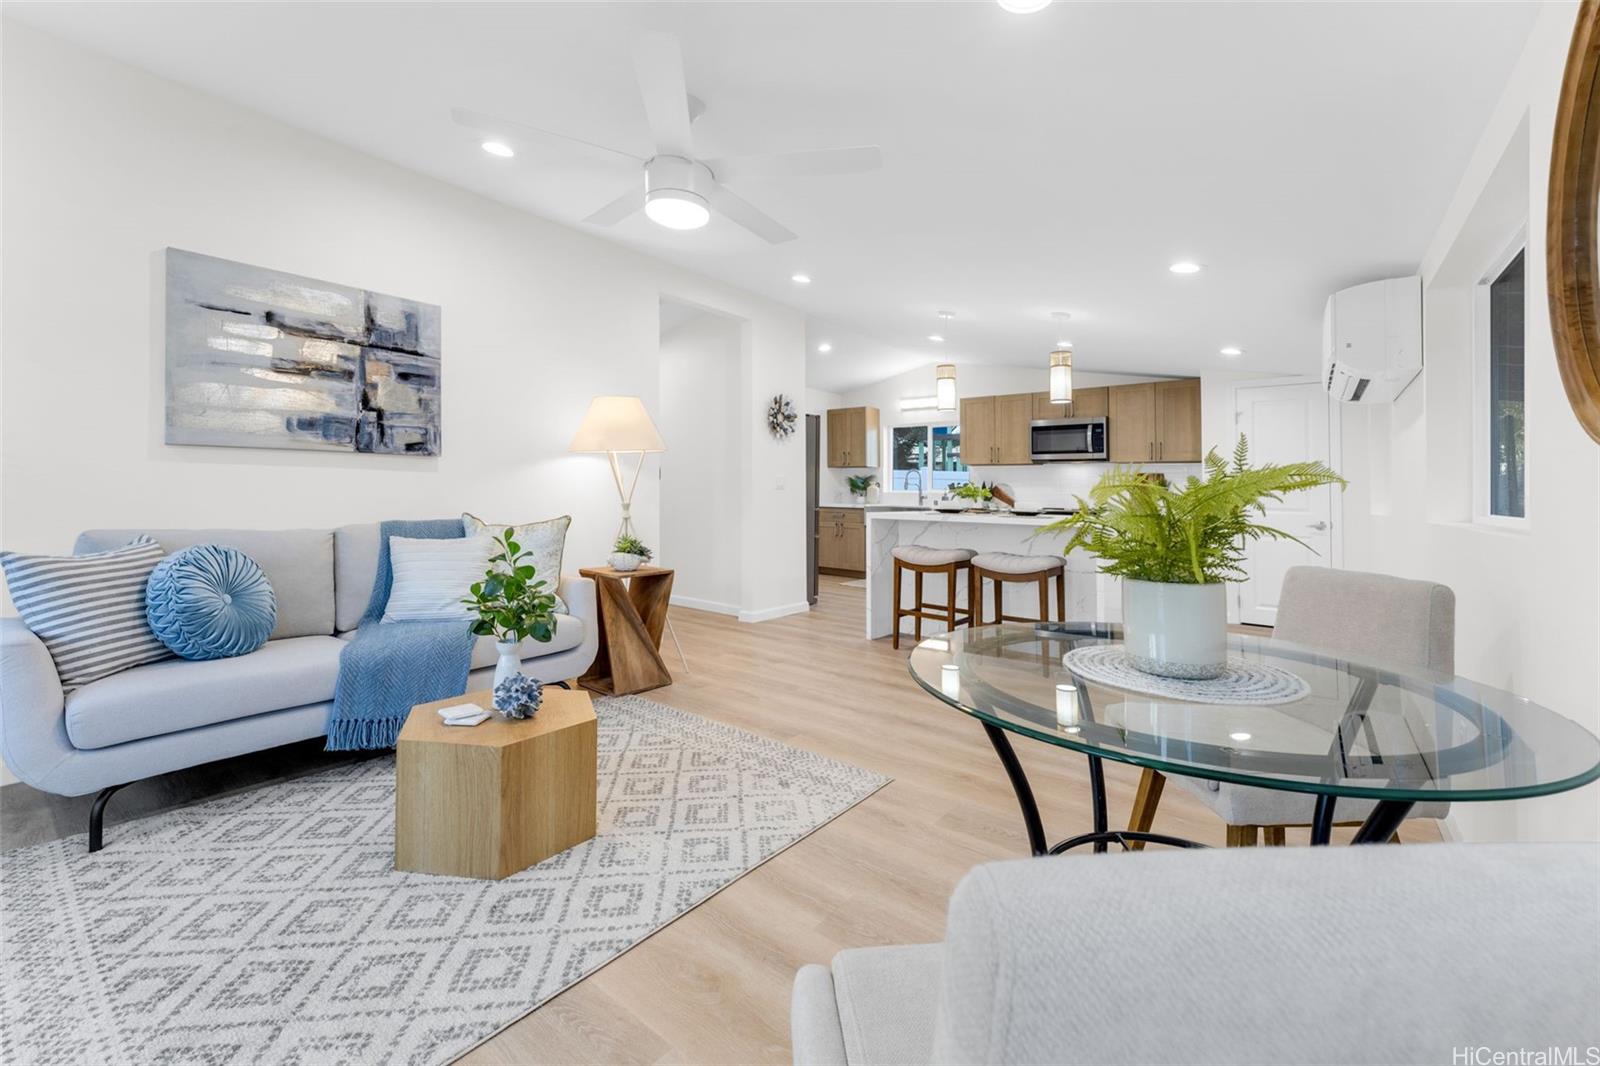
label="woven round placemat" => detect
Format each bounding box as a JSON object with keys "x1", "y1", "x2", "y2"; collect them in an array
[{"x1": 1063, "y1": 644, "x2": 1310, "y2": 705}]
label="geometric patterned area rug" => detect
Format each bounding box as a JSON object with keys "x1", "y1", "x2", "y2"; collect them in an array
[{"x1": 0, "y1": 695, "x2": 890, "y2": 1065}]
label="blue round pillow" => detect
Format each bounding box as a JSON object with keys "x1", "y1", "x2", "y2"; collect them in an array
[{"x1": 146, "y1": 545, "x2": 276, "y2": 660}]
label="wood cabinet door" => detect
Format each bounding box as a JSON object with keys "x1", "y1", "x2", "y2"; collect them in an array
[
  {"x1": 1108, "y1": 383, "x2": 1156, "y2": 462},
  {"x1": 961, "y1": 396, "x2": 996, "y2": 465},
  {"x1": 1070, "y1": 387, "x2": 1109, "y2": 418},
  {"x1": 1155, "y1": 379, "x2": 1202, "y2": 461},
  {"x1": 826, "y1": 409, "x2": 850, "y2": 467},
  {"x1": 838, "y1": 523, "x2": 865, "y2": 572},
  {"x1": 995, "y1": 393, "x2": 1034, "y2": 464},
  {"x1": 858, "y1": 406, "x2": 880, "y2": 468},
  {"x1": 1033, "y1": 391, "x2": 1069, "y2": 421}
]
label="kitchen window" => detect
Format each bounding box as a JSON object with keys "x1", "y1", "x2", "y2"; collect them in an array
[
  {"x1": 1478, "y1": 245, "x2": 1526, "y2": 520},
  {"x1": 891, "y1": 424, "x2": 965, "y2": 492}
]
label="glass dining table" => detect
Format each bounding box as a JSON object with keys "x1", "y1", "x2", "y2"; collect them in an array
[{"x1": 907, "y1": 622, "x2": 1600, "y2": 853}]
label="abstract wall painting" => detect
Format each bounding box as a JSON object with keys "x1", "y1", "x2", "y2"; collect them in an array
[{"x1": 164, "y1": 249, "x2": 442, "y2": 456}]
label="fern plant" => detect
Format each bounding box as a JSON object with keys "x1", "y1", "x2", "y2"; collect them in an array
[{"x1": 1037, "y1": 437, "x2": 1344, "y2": 585}]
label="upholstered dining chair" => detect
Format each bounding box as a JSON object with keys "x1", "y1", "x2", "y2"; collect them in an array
[{"x1": 1126, "y1": 566, "x2": 1456, "y2": 846}]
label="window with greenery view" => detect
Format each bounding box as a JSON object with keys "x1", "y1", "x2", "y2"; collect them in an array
[
  {"x1": 1488, "y1": 249, "x2": 1525, "y2": 518},
  {"x1": 891, "y1": 424, "x2": 965, "y2": 491}
]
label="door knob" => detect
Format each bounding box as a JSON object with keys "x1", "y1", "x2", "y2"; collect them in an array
[{"x1": 1309, "y1": 521, "x2": 1329, "y2": 531}]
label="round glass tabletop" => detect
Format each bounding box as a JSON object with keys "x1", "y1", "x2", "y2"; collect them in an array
[{"x1": 907, "y1": 623, "x2": 1600, "y2": 804}]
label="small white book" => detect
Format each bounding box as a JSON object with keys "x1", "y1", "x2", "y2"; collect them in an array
[
  {"x1": 441, "y1": 710, "x2": 490, "y2": 727},
  {"x1": 437, "y1": 703, "x2": 487, "y2": 723}
]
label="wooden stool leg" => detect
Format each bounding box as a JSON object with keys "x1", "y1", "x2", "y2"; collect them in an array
[
  {"x1": 913, "y1": 570, "x2": 924, "y2": 641},
  {"x1": 1226, "y1": 825, "x2": 1259, "y2": 847},
  {"x1": 1127, "y1": 768, "x2": 1165, "y2": 851},
  {"x1": 1055, "y1": 571, "x2": 1065, "y2": 623},
  {"x1": 1264, "y1": 826, "x2": 1288, "y2": 846},
  {"x1": 892, "y1": 561, "x2": 903, "y2": 650},
  {"x1": 946, "y1": 566, "x2": 957, "y2": 633},
  {"x1": 1037, "y1": 574, "x2": 1049, "y2": 623}
]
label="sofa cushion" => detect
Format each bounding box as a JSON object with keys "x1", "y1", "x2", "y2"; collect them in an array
[
  {"x1": 832, "y1": 944, "x2": 942, "y2": 1066},
  {"x1": 76, "y1": 528, "x2": 333, "y2": 640},
  {"x1": 333, "y1": 523, "x2": 380, "y2": 633},
  {"x1": 64, "y1": 636, "x2": 344, "y2": 749}
]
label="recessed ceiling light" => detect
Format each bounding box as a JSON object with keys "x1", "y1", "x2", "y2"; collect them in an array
[
  {"x1": 791, "y1": 273, "x2": 812, "y2": 285},
  {"x1": 997, "y1": 0, "x2": 1053, "y2": 12},
  {"x1": 1169, "y1": 261, "x2": 1202, "y2": 275},
  {"x1": 1220, "y1": 346, "x2": 1244, "y2": 357},
  {"x1": 481, "y1": 141, "x2": 514, "y2": 158},
  {"x1": 927, "y1": 334, "x2": 945, "y2": 343},
  {"x1": 817, "y1": 342, "x2": 833, "y2": 353},
  {"x1": 1229, "y1": 732, "x2": 1252, "y2": 742},
  {"x1": 644, "y1": 188, "x2": 710, "y2": 230}
]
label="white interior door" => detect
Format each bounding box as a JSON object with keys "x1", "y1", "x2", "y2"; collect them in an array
[{"x1": 1233, "y1": 381, "x2": 1337, "y2": 627}]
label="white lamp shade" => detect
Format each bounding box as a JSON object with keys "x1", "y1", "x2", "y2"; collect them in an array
[
  {"x1": 1049, "y1": 348, "x2": 1073, "y2": 403},
  {"x1": 936, "y1": 363, "x2": 957, "y2": 410},
  {"x1": 568, "y1": 396, "x2": 667, "y2": 453}
]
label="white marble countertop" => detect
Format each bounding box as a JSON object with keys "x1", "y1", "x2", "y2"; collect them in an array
[
  {"x1": 815, "y1": 502, "x2": 921, "y2": 511},
  {"x1": 864, "y1": 510, "x2": 1071, "y2": 527}
]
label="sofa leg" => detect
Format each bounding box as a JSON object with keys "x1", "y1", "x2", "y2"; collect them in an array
[
  {"x1": 88, "y1": 783, "x2": 127, "y2": 854},
  {"x1": 550, "y1": 680, "x2": 571, "y2": 690}
]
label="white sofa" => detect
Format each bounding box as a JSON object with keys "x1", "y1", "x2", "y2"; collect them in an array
[
  {"x1": 0, "y1": 523, "x2": 598, "y2": 848},
  {"x1": 793, "y1": 843, "x2": 1599, "y2": 1065}
]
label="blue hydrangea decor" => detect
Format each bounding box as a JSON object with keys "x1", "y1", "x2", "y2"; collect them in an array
[{"x1": 492, "y1": 674, "x2": 544, "y2": 720}]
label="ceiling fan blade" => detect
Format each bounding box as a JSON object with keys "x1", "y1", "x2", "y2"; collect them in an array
[
  {"x1": 581, "y1": 187, "x2": 644, "y2": 226},
  {"x1": 707, "y1": 184, "x2": 797, "y2": 244},
  {"x1": 630, "y1": 32, "x2": 695, "y2": 158},
  {"x1": 705, "y1": 146, "x2": 883, "y2": 181},
  {"x1": 450, "y1": 106, "x2": 643, "y2": 164}
]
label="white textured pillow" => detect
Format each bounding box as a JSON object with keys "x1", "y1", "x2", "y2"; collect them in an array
[
  {"x1": 462, "y1": 512, "x2": 571, "y2": 614},
  {"x1": 381, "y1": 535, "x2": 493, "y2": 623}
]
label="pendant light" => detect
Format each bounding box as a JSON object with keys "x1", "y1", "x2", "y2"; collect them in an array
[
  {"x1": 1048, "y1": 312, "x2": 1073, "y2": 404},
  {"x1": 934, "y1": 311, "x2": 957, "y2": 409}
]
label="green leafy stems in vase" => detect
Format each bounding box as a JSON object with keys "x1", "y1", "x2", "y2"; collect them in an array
[
  {"x1": 846, "y1": 474, "x2": 877, "y2": 499},
  {"x1": 1035, "y1": 436, "x2": 1344, "y2": 679},
  {"x1": 461, "y1": 528, "x2": 558, "y2": 644}
]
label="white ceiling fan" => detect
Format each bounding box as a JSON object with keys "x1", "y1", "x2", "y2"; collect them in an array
[{"x1": 452, "y1": 31, "x2": 881, "y2": 244}]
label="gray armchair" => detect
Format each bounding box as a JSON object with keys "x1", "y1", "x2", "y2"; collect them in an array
[
  {"x1": 1130, "y1": 565, "x2": 1456, "y2": 845},
  {"x1": 792, "y1": 843, "x2": 1598, "y2": 1064}
]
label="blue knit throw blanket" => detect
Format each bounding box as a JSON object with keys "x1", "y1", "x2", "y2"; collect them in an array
[{"x1": 325, "y1": 518, "x2": 476, "y2": 751}]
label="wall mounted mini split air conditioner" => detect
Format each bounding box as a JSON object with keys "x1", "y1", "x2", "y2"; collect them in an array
[{"x1": 1322, "y1": 275, "x2": 1423, "y2": 403}]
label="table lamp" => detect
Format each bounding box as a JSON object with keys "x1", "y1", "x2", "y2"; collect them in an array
[{"x1": 569, "y1": 396, "x2": 667, "y2": 541}]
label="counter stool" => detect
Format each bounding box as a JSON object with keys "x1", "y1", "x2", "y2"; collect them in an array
[
  {"x1": 970, "y1": 553, "x2": 1066, "y2": 625},
  {"x1": 891, "y1": 546, "x2": 977, "y2": 649}
]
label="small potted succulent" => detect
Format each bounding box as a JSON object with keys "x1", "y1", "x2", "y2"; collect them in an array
[
  {"x1": 847, "y1": 474, "x2": 877, "y2": 503},
  {"x1": 609, "y1": 534, "x2": 654, "y2": 573},
  {"x1": 1039, "y1": 437, "x2": 1343, "y2": 679},
  {"x1": 460, "y1": 527, "x2": 558, "y2": 689}
]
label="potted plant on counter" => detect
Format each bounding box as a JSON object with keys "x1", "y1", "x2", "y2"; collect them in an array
[
  {"x1": 1039, "y1": 438, "x2": 1343, "y2": 679},
  {"x1": 609, "y1": 534, "x2": 654, "y2": 573},
  {"x1": 846, "y1": 474, "x2": 877, "y2": 503},
  {"x1": 950, "y1": 481, "x2": 994, "y2": 511},
  {"x1": 461, "y1": 527, "x2": 558, "y2": 688}
]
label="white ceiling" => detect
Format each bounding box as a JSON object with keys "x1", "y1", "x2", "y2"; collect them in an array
[{"x1": 9, "y1": 1, "x2": 1539, "y2": 392}]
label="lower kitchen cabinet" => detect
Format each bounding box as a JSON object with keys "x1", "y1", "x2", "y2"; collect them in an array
[{"x1": 817, "y1": 507, "x2": 866, "y2": 574}]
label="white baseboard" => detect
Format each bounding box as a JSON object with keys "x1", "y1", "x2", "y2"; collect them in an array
[
  {"x1": 1438, "y1": 810, "x2": 1464, "y2": 842},
  {"x1": 669, "y1": 595, "x2": 741, "y2": 617},
  {"x1": 738, "y1": 601, "x2": 811, "y2": 624}
]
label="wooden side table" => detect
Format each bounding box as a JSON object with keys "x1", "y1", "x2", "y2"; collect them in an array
[
  {"x1": 577, "y1": 565, "x2": 675, "y2": 696},
  {"x1": 395, "y1": 687, "x2": 597, "y2": 880}
]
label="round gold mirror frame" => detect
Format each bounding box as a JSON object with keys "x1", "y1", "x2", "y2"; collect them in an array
[{"x1": 1551, "y1": 0, "x2": 1600, "y2": 444}]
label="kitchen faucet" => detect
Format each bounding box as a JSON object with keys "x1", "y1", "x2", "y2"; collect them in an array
[{"x1": 906, "y1": 468, "x2": 924, "y2": 507}]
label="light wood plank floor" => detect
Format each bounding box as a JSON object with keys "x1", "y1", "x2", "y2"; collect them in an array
[{"x1": 465, "y1": 576, "x2": 1441, "y2": 1065}]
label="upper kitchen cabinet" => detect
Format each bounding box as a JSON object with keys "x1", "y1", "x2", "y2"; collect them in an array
[
  {"x1": 1031, "y1": 387, "x2": 1109, "y2": 421},
  {"x1": 826, "y1": 406, "x2": 880, "y2": 468},
  {"x1": 1107, "y1": 379, "x2": 1201, "y2": 462},
  {"x1": 962, "y1": 394, "x2": 1032, "y2": 465}
]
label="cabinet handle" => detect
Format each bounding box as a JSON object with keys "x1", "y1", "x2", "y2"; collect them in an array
[{"x1": 1149, "y1": 442, "x2": 1153, "y2": 460}]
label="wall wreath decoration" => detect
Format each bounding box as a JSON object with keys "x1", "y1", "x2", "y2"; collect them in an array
[{"x1": 767, "y1": 394, "x2": 798, "y2": 440}]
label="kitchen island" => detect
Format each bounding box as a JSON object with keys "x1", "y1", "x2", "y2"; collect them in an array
[{"x1": 864, "y1": 510, "x2": 1118, "y2": 640}]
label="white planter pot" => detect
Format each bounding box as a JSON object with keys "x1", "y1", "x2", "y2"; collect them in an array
[
  {"x1": 493, "y1": 639, "x2": 522, "y2": 689},
  {"x1": 1121, "y1": 579, "x2": 1228, "y2": 679},
  {"x1": 609, "y1": 552, "x2": 643, "y2": 572}
]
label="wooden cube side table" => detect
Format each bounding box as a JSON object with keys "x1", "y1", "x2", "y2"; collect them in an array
[
  {"x1": 395, "y1": 687, "x2": 597, "y2": 880},
  {"x1": 577, "y1": 565, "x2": 675, "y2": 696}
]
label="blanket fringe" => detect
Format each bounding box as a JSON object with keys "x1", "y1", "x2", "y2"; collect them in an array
[{"x1": 325, "y1": 715, "x2": 408, "y2": 752}]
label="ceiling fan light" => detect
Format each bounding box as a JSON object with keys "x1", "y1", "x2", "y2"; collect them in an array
[
  {"x1": 644, "y1": 188, "x2": 710, "y2": 230},
  {"x1": 1049, "y1": 347, "x2": 1073, "y2": 404},
  {"x1": 935, "y1": 363, "x2": 957, "y2": 410},
  {"x1": 997, "y1": 0, "x2": 1053, "y2": 12}
]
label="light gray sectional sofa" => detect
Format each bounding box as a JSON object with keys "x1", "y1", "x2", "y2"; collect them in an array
[
  {"x1": 792, "y1": 843, "x2": 1599, "y2": 1065},
  {"x1": 0, "y1": 523, "x2": 598, "y2": 846}
]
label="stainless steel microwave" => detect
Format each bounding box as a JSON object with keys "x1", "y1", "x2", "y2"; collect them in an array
[{"x1": 1030, "y1": 417, "x2": 1108, "y2": 462}]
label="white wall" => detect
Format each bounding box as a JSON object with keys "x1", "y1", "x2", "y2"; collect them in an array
[
  {"x1": 0, "y1": 26, "x2": 811, "y2": 719},
  {"x1": 828, "y1": 363, "x2": 1203, "y2": 505},
  {"x1": 1340, "y1": 3, "x2": 1600, "y2": 843},
  {"x1": 660, "y1": 311, "x2": 743, "y2": 614}
]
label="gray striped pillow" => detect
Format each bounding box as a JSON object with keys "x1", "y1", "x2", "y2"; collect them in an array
[{"x1": 2, "y1": 535, "x2": 172, "y2": 691}]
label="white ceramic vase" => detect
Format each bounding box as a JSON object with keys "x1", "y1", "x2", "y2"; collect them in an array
[
  {"x1": 493, "y1": 639, "x2": 522, "y2": 689},
  {"x1": 609, "y1": 552, "x2": 643, "y2": 572},
  {"x1": 1121, "y1": 579, "x2": 1228, "y2": 679}
]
